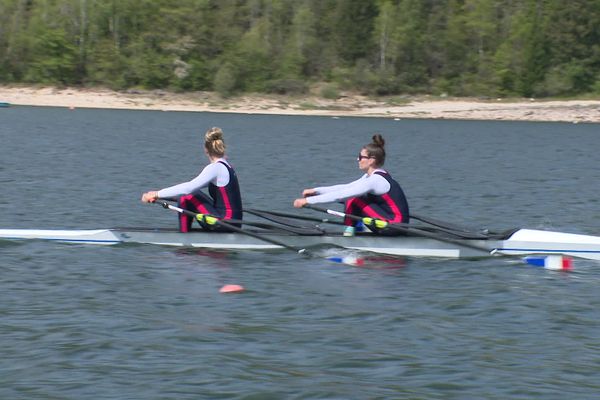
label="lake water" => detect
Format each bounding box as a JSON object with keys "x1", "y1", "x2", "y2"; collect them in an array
[{"x1": 1, "y1": 106, "x2": 600, "y2": 399}]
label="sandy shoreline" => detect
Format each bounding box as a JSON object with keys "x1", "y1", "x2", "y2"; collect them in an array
[{"x1": 2, "y1": 85, "x2": 600, "y2": 123}]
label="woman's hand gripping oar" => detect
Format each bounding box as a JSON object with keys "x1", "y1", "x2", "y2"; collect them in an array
[{"x1": 155, "y1": 201, "x2": 364, "y2": 266}]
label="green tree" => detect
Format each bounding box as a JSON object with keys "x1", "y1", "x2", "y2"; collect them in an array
[
  {"x1": 279, "y1": 3, "x2": 317, "y2": 80},
  {"x1": 387, "y1": 0, "x2": 429, "y2": 93},
  {"x1": 332, "y1": 0, "x2": 378, "y2": 64},
  {"x1": 374, "y1": 0, "x2": 399, "y2": 71},
  {"x1": 1, "y1": 0, "x2": 600, "y2": 97},
  {"x1": 519, "y1": 1, "x2": 550, "y2": 97},
  {"x1": 0, "y1": 0, "x2": 27, "y2": 80},
  {"x1": 228, "y1": 17, "x2": 273, "y2": 92},
  {"x1": 539, "y1": 0, "x2": 600, "y2": 95},
  {"x1": 432, "y1": 0, "x2": 470, "y2": 95},
  {"x1": 25, "y1": 28, "x2": 78, "y2": 84},
  {"x1": 461, "y1": 0, "x2": 499, "y2": 94}
]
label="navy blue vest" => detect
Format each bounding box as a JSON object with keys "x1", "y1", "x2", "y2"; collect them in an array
[
  {"x1": 208, "y1": 161, "x2": 243, "y2": 220},
  {"x1": 366, "y1": 171, "x2": 409, "y2": 223}
]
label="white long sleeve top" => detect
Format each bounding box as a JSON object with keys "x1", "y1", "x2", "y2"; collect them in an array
[
  {"x1": 157, "y1": 158, "x2": 231, "y2": 198},
  {"x1": 306, "y1": 169, "x2": 391, "y2": 204}
]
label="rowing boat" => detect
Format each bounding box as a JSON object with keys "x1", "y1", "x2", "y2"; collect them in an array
[
  {"x1": 2, "y1": 202, "x2": 599, "y2": 261},
  {"x1": 2, "y1": 226, "x2": 600, "y2": 260}
]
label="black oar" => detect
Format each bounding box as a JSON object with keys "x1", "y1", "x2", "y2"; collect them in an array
[
  {"x1": 304, "y1": 204, "x2": 499, "y2": 256},
  {"x1": 410, "y1": 213, "x2": 492, "y2": 237},
  {"x1": 248, "y1": 208, "x2": 488, "y2": 238},
  {"x1": 245, "y1": 208, "x2": 344, "y2": 225},
  {"x1": 155, "y1": 201, "x2": 362, "y2": 265},
  {"x1": 209, "y1": 217, "x2": 324, "y2": 235}
]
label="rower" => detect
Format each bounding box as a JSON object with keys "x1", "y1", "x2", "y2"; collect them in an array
[
  {"x1": 141, "y1": 127, "x2": 243, "y2": 232},
  {"x1": 293, "y1": 134, "x2": 409, "y2": 236}
]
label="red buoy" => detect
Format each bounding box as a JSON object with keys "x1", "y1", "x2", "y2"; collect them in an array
[{"x1": 219, "y1": 284, "x2": 245, "y2": 293}]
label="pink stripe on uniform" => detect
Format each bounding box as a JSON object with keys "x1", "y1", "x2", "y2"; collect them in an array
[
  {"x1": 379, "y1": 194, "x2": 403, "y2": 223},
  {"x1": 219, "y1": 186, "x2": 233, "y2": 219},
  {"x1": 344, "y1": 195, "x2": 404, "y2": 226},
  {"x1": 179, "y1": 194, "x2": 211, "y2": 233}
]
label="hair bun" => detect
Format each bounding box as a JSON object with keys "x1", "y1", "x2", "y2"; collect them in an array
[
  {"x1": 205, "y1": 127, "x2": 224, "y2": 142},
  {"x1": 372, "y1": 134, "x2": 385, "y2": 148},
  {"x1": 204, "y1": 127, "x2": 226, "y2": 157}
]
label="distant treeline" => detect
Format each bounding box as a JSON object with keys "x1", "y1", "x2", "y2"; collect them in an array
[{"x1": 1, "y1": 0, "x2": 600, "y2": 98}]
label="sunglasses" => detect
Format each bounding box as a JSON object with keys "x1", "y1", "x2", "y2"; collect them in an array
[{"x1": 357, "y1": 154, "x2": 373, "y2": 161}]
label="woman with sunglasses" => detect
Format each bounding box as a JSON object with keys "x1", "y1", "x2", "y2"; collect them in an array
[
  {"x1": 141, "y1": 127, "x2": 243, "y2": 232},
  {"x1": 293, "y1": 134, "x2": 409, "y2": 236}
]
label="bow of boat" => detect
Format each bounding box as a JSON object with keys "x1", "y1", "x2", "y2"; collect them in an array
[
  {"x1": 0, "y1": 228, "x2": 121, "y2": 244},
  {"x1": 499, "y1": 228, "x2": 600, "y2": 260}
]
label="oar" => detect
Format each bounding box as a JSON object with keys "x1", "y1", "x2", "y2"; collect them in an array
[
  {"x1": 410, "y1": 213, "x2": 492, "y2": 237},
  {"x1": 249, "y1": 208, "x2": 487, "y2": 238},
  {"x1": 202, "y1": 216, "x2": 324, "y2": 235},
  {"x1": 304, "y1": 204, "x2": 499, "y2": 256},
  {"x1": 249, "y1": 208, "x2": 484, "y2": 238},
  {"x1": 155, "y1": 201, "x2": 362, "y2": 266},
  {"x1": 245, "y1": 208, "x2": 345, "y2": 225}
]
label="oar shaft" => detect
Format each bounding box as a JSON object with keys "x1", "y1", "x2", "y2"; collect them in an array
[
  {"x1": 157, "y1": 201, "x2": 309, "y2": 255},
  {"x1": 410, "y1": 213, "x2": 490, "y2": 236},
  {"x1": 305, "y1": 204, "x2": 494, "y2": 255},
  {"x1": 245, "y1": 208, "x2": 344, "y2": 225}
]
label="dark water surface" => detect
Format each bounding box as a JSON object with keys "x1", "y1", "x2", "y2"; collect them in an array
[{"x1": 1, "y1": 106, "x2": 599, "y2": 399}]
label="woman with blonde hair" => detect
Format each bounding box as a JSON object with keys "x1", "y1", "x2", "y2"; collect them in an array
[
  {"x1": 142, "y1": 127, "x2": 243, "y2": 232},
  {"x1": 294, "y1": 134, "x2": 408, "y2": 236}
]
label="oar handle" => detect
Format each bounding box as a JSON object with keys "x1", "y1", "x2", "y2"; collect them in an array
[{"x1": 305, "y1": 205, "x2": 346, "y2": 218}]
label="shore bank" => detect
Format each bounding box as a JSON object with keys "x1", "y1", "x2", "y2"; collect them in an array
[{"x1": 2, "y1": 85, "x2": 600, "y2": 123}]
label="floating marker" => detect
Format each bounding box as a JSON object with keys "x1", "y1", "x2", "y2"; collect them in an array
[
  {"x1": 327, "y1": 256, "x2": 365, "y2": 267},
  {"x1": 219, "y1": 284, "x2": 245, "y2": 293},
  {"x1": 523, "y1": 255, "x2": 573, "y2": 271}
]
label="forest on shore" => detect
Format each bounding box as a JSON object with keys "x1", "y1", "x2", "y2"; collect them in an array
[{"x1": 1, "y1": 0, "x2": 600, "y2": 99}]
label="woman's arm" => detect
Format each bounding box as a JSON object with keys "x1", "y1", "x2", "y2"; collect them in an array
[
  {"x1": 312, "y1": 176, "x2": 365, "y2": 195},
  {"x1": 157, "y1": 163, "x2": 222, "y2": 198},
  {"x1": 306, "y1": 174, "x2": 390, "y2": 204}
]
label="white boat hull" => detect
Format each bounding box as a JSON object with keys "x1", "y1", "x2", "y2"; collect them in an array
[
  {"x1": 0, "y1": 229, "x2": 121, "y2": 244},
  {"x1": 2, "y1": 227, "x2": 600, "y2": 260},
  {"x1": 493, "y1": 229, "x2": 600, "y2": 260}
]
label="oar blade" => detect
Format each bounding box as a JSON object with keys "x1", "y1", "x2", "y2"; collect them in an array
[{"x1": 523, "y1": 255, "x2": 573, "y2": 271}]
